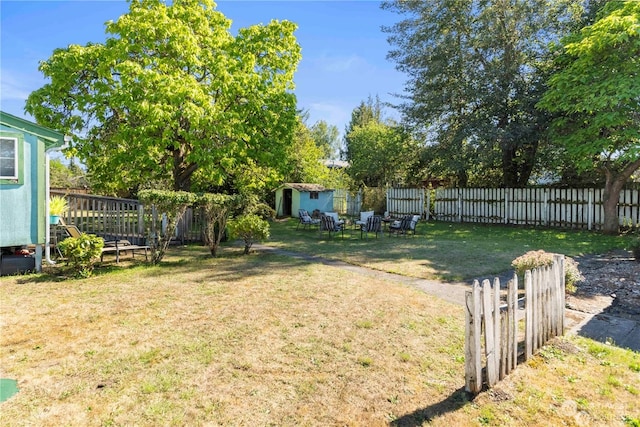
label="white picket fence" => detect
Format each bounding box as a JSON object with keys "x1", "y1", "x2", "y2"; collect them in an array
[
  {"x1": 433, "y1": 187, "x2": 640, "y2": 230},
  {"x1": 465, "y1": 255, "x2": 566, "y2": 393}
]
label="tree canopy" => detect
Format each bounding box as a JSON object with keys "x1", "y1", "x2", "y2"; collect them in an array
[
  {"x1": 26, "y1": 0, "x2": 301, "y2": 195},
  {"x1": 538, "y1": 0, "x2": 640, "y2": 233},
  {"x1": 309, "y1": 120, "x2": 340, "y2": 160},
  {"x1": 343, "y1": 97, "x2": 420, "y2": 188},
  {"x1": 346, "y1": 120, "x2": 420, "y2": 187},
  {"x1": 382, "y1": 0, "x2": 584, "y2": 187}
]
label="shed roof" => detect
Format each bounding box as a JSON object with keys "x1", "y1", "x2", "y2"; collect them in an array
[
  {"x1": 279, "y1": 183, "x2": 331, "y2": 192},
  {"x1": 0, "y1": 111, "x2": 65, "y2": 149}
]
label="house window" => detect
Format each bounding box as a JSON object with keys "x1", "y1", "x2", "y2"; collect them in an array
[
  {"x1": 310, "y1": 191, "x2": 319, "y2": 200},
  {"x1": 0, "y1": 137, "x2": 18, "y2": 180},
  {"x1": 0, "y1": 133, "x2": 23, "y2": 185}
]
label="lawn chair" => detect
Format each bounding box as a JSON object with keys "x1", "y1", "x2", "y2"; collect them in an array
[
  {"x1": 407, "y1": 215, "x2": 421, "y2": 236},
  {"x1": 319, "y1": 214, "x2": 344, "y2": 238},
  {"x1": 388, "y1": 215, "x2": 413, "y2": 237},
  {"x1": 355, "y1": 211, "x2": 374, "y2": 228},
  {"x1": 297, "y1": 209, "x2": 320, "y2": 230},
  {"x1": 323, "y1": 212, "x2": 345, "y2": 227},
  {"x1": 60, "y1": 221, "x2": 121, "y2": 245},
  {"x1": 59, "y1": 219, "x2": 148, "y2": 262},
  {"x1": 360, "y1": 215, "x2": 382, "y2": 239}
]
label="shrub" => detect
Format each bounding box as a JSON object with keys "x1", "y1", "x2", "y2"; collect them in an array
[
  {"x1": 197, "y1": 193, "x2": 241, "y2": 257},
  {"x1": 250, "y1": 202, "x2": 276, "y2": 221},
  {"x1": 511, "y1": 250, "x2": 584, "y2": 293},
  {"x1": 228, "y1": 214, "x2": 270, "y2": 255},
  {"x1": 58, "y1": 233, "x2": 104, "y2": 278},
  {"x1": 138, "y1": 189, "x2": 197, "y2": 263}
]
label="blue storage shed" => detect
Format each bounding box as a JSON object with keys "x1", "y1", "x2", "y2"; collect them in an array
[{"x1": 275, "y1": 183, "x2": 334, "y2": 218}]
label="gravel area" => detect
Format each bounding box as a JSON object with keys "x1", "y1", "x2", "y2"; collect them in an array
[{"x1": 566, "y1": 250, "x2": 640, "y2": 322}]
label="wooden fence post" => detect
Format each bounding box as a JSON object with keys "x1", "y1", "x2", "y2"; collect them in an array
[
  {"x1": 492, "y1": 277, "x2": 501, "y2": 381},
  {"x1": 482, "y1": 279, "x2": 498, "y2": 387},
  {"x1": 524, "y1": 270, "x2": 533, "y2": 360},
  {"x1": 509, "y1": 274, "x2": 518, "y2": 372},
  {"x1": 465, "y1": 280, "x2": 482, "y2": 393},
  {"x1": 554, "y1": 254, "x2": 566, "y2": 334}
]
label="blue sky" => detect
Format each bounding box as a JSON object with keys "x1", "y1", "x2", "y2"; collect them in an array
[{"x1": 0, "y1": 0, "x2": 406, "y2": 136}]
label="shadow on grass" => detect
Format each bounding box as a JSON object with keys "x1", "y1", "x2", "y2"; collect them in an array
[
  {"x1": 391, "y1": 387, "x2": 472, "y2": 427},
  {"x1": 112, "y1": 244, "x2": 317, "y2": 283}
]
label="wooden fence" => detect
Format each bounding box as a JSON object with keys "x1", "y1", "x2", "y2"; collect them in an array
[
  {"x1": 465, "y1": 255, "x2": 565, "y2": 394},
  {"x1": 333, "y1": 189, "x2": 363, "y2": 216},
  {"x1": 386, "y1": 187, "x2": 425, "y2": 217},
  {"x1": 53, "y1": 185, "x2": 639, "y2": 243},
  {"x1": 434, "y1": 187, "x2": 640, "y2": 230},
  {"x1": 51, "y1": 191, "x2": 204, "y2": 245}
]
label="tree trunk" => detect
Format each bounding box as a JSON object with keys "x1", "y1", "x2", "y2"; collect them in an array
[
  {"x1": 501, "y1": 145, "x2": 519, "y2": 187},
  {"x1": 601, "y1": 158, "x2": 640, "y2": 235},
  {"x1": 601, "y1": 179, "x2": 621, "y2": 235},
  {"x1": 172, "y1": 145, "x2": 198, "y2": 191},
  {"x1": 500, "y1": 141, "x2": 538, "y2": 188}
]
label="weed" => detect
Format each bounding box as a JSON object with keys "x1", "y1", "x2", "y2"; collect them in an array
[
  {"x1": 607, "y1": 375, "x2": 622, "y2": 387},
  {"x1": 566, "y1": 375, "x2": 578, "y2": 383},
  {"x1": 587, "y1": 342, "x2": 611, "y2": 359},
  {"x1": 358, "y1": 356, "x2": 373, "y2": 367},
  {"x1": 599, "y1": 386, "x2": 613, "y2": 397},
  {"x1": 398, "y1": 351, "x2": 411, "y2": 362},
  {"x1": 575, "y1": 397, "x2": 589, "y2": 412},
  {"x1": 625, "y1": 385, "x2": 639, "y2": 395},
  {"x1": 355, "y1": 320, "x2": 373, "y2": 329},
  {"x1": 623, "y1": 415, "x2": 640, "y2": 427},
  {"x1": 478, "y1": 407, "x2": 496, "y2": 425}
]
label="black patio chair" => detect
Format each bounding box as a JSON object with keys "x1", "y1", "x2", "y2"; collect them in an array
[
  {"x1": 360, "y1": 215, "x2": 382, "y2": 239},
  {"x1": 297, "y1": 209, "x2": 320, "y2": 230},
  {"x1": 319, "y1": 214, "x2": 344, "y2": 238}
]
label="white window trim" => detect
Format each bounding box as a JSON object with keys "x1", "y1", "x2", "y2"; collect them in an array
[{"x1": 0, "y1": 136, "x2": 19, "y2": 180}]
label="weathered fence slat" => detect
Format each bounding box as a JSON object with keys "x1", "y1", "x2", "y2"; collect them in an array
[
  {"x1": 465, "y1": 281, "x2": 483, "y2": 394},
  {"x1": 482, "y1": 279, "x2": 498, "y2": 387},
  {"x1": 466, "y1": 257, "x2": 565, "y2": 393},
  {"x1": 508, "y1": 275, "x2": 518, "y2": 373}
]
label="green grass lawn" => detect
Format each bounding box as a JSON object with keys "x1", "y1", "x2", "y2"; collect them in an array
[{"x1": 265, "y1": 218, "x2": 633, "y2": 281}]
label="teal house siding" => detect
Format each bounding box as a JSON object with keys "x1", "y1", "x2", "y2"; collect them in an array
[
  {"x1": 0, "y1": 111, "x2": 65, "y2": 253},
  {"x1": 275, "y1": 183, "x2": 334, "y2": 218}
]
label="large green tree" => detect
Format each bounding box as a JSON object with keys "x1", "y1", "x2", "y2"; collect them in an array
[
  {"x1": 49, "y1": 159, "x2": 90, "y2": 189},
  {"x1": 283, "y1": 116, "x2": 331, "y2": 184},
  {"x1": 346, "y1": 120, "x2": 419, "y2": 187},
  {"x1": 343, "y1": 95, "x2": 384, "y2": 163},
  {"x1": 26, "y1": 0, "x2": 301, "y2": 195},
  {"x1": 310, "y1": 120, "x2": 340, "y2": 160},
  {"x1": 382, "y1": 0, "x2": 583, "y2": 187},
  {"x1": 538, "y1": 0, "x2": 640, "y2": 234}
]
